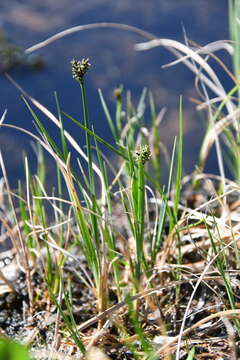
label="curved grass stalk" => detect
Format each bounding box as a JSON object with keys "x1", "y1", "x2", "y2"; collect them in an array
[
  {"x1": 198, "y1": 72, "x2": 226, "y2": 198},
  {"x1": 135, "y1": 38, "x2": 236, "y2": 123},
  {"x1": 198, "y1": 87, "x2": 240, "y2": 172},
  {"x1": 24, "y1": 22, "x2": 156, "y2": 55},
  {"x1": 135, "y1": 38, "x2": 227, "y2": 91},
  {"x1": 162, "y1": 39, "x2": 235, "y2": 82}
]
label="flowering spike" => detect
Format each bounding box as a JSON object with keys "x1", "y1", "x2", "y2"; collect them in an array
[
  {"x1": 134, "y1": 144, "x2": 151, "y2": 165},
  {"x1": 70, "y1": 58, "x2": 91, "y2": 82}
]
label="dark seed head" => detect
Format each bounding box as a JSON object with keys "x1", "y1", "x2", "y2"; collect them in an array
[
  {"x1": 134, "y1": 144, "x2": 151, "y2": 165},
  {"x1": 70, "y1": 58, "x2": 91, "y2": 82}
]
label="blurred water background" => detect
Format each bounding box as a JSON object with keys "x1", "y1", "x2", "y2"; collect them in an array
[{"x1": 0, "y1": 1, "x2": 230, "y2": 186}]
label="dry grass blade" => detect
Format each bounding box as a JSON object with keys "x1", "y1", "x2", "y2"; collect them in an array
[
  {"x1": 135, "y1": 38, "x2": 226, "y2": 91},
  {"x1": 0, "y1": 152, "x2": 34, "y2": 314},
  {"x1": 75, "y1": 274, "x2": 222, "y2": 333},
  {"x1": 156, "y1": 309, "x2": 240, "y2": 356},
  {"x1": 150, "y1": 186, "x2": 239, "y2": 226},
  {"x1": 199, "y1": 69, "x2": 226, "y2": 197},
  {"x1": 135, "y1": 38, "x2": 236, "y2": 119},
  {"x1": 29, "y1": 229, "x2": 94, "y2": 289},
  {"x1": 162, "y1": 39, "x2": 234, "y2": 69},
  {"x1": 199, "y1": 108, "x2": 240, "y2": 171},
  {"x1": 174, "y1": 237, "x2": 240, "y2": 360}
]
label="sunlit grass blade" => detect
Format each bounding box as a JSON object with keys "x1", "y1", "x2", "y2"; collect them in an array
[
  {"x1": 22, "y1": 96, "x2": 65, "y2": 161},
  {"x1": 98, "y1": 88, "x2": 118, "y2": 140},
  {"x1": 64, "y1": 154, "x2": 100, "y2": 287},
  {"x1": 173, "y1": 96, "x2": 183, "y2": 219},
  {"x1": 63, "y1": 111, "x2": 128, "y2": 160},
  {"x1": 78, "y1": 78, "x2": 95, "y2": 197},
  {"x1": 18, "y1": 180, "x2": 33, "y2": 248},
  {"x1": 54, "y1": 91, "x2": 69, "y2": 160},
  {"x1": 149, "y1": 91, "x2": 162, "y2": 183},
  {"x1": 47, "y1": 278, "x2": 86, "y2": 355},
  {"x1": 152, "y1": 137, "x2": 177, "y2": 261}
]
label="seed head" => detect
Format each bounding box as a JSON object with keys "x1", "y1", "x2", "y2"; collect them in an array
[
  {"x1": 71, "y1": 58, "x2": 91, "y2": 82},
  {"x1": 114, "y1": 87, "x2": 122, "y2": 100},
  {"x1": 134, "y1": 144, "x2": 151, "y2": 165}
]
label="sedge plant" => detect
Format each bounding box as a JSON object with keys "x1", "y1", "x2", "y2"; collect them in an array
[{"x1": 2, "y1": 18, "x2": 240, "y2": 358}]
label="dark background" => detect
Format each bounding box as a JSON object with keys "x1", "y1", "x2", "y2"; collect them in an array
[{"x1": 0, "y1": 1, "x2": 231, "y2": 186}]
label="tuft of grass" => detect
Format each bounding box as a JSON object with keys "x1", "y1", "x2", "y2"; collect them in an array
[{"x1": 1, "y1": 16, "x2": 240, "y2": 360}]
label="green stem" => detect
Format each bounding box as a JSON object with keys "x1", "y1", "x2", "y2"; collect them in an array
[
  {"x1": 79, "y1": 80, "x2": 100, "y2": 252},
  {"x1": 79, "y1": 80, "x2": 95, "y2": 195}
]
